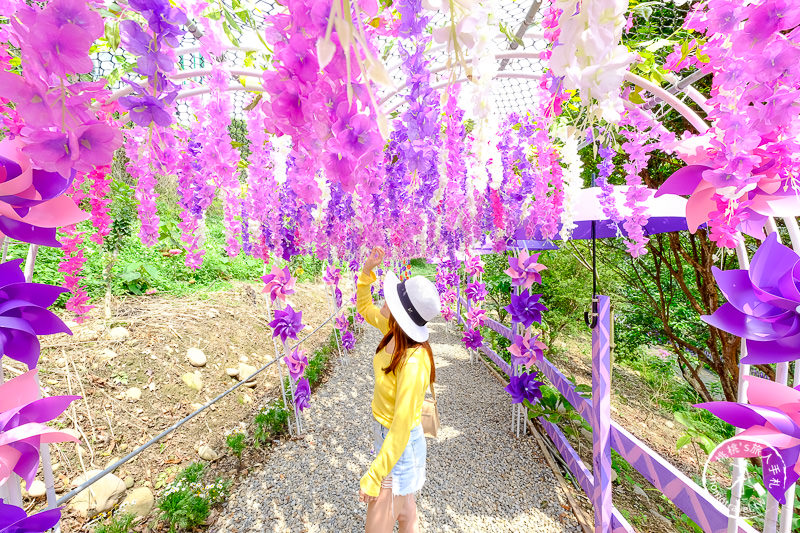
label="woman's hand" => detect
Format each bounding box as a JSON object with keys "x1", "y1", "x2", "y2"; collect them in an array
[
  {"x1": 363, "y1": 246, "x2": 385, "y2": 273},
  {"x1": 359, "y1": 488, "x2": 378, "y2": 504}
]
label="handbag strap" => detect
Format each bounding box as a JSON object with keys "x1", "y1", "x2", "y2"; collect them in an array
[{"x1": 428, "y1": 380, "x2": 437, "y2": 403}]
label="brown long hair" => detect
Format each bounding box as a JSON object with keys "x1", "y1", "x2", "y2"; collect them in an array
[{"x1": 376, "y1": 314, "x2": 435, "y2": 384}]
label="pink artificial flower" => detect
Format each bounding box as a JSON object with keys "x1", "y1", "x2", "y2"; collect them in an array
[{"x1": 22, "y1": 130, "x2": 78, "y2": 178}]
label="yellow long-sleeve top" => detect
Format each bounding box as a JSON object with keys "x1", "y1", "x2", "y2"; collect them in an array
[{"x1": 357, "y1": 270, "x2": 430, "y2": 498}]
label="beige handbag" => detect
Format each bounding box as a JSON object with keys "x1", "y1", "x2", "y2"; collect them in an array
[{"x1": 421, "y1": 381, "x2": 440, "y2": 438}]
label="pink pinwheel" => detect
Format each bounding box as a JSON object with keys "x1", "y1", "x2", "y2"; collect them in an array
[
  {"x1": 463, "y1": 328, "x2": 483, "y2": 350},
  {"x1": 508, "y1": 329, "x2": 546, "y2": 368},
  {"x1": 0, "y1": 369, "x2": 80, "y2": 489},
  {"x1": 323, "y1": 264, "x2": 341, "y2": 285},
  {"x1": 294, "y1": 377, "x2": 311, "y2": 411},
  {"x1": 702, "y1": 232, "x2": 800, "y2": 364},
  {"x1": 261, "y1": 265, "x2": 296, "y2": 303},
  {"x1": 0, "y1": 500, "x2": 62, "y2": 533},
  {"x1": 283, "y1": 348, "x2": 308, "y2": 381},
  {"x1": 464, "y1": 255, "x2": 484, "y2": 277},
  {"x1": 440, "y1": 290, "x2": 456, "y2": 305},
  {"x1": 464, "y1": 282, "x2": 487, "y2": 302},
  {"x1": 335, "y1": 314, "x2": 349, "y2": 331},
  {"x1": 0, "y1": 259, "x2": 72, "y2": 368},
  {"x1": 505, "y1": 250, "x2": 547, "y2": 290},
  {"x1": 269, "y1": 305, "x2": 305, "y2": 343},
  {"x1": 696, "y1": 375, "x2": 800, "y2": 504},
  {"x1": 466, "y1": 307, "x2": 487, "y2": 329},
  {"x1": 441, "y1": 306, "x2": 454, "y2": 322}
]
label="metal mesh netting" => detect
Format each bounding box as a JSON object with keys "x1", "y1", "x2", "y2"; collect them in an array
[{"x1": 91, "y1": 1, "x2": 694, "y2": 124}]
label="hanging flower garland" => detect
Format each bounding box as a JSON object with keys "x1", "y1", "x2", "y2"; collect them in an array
[
  {"x1": 245, "y1": 108, "x2": 278, "y2": 263},
  {"x1": 463, "y1": 254, "x2": 485, "y2": 350},
  {"x1": 58, "y1": 173, "x2": 94, "y2": 322}
]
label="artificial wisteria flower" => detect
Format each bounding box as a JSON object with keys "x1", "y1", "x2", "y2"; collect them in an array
[
  {"x1": 269, "y1": 305, "x2": 305, "y2": 343},
  {"x1": 505, "y1": 290, "x2": 548, "y2": 329},
  {"x1": 323, "y1": 265, "x2": 341, "y2": 286},
  {"x1": 696, "y1": 375, "x2": 800, "y2": 503},
  {"x1": 462, "y1": 328, "x2": 483, "y2": 350},
  {"x1": 0, "y1": 500, "x2": 62, "y2": 532},
  {"x1": 466, "y1": 307, "x2": 487, "y2": 329},
  {"x1": 294, "y1": 377, "x2": 311, "y2": 412},
  {"x1": 508, "y1": 329, "x2": 546, "y2": 368},
  {"x1": 505, "y1": 372, "x2": 544, "y2": 405},
  {"x1": 283, "y1": 349, "x2": 308, "y2": 381},
  {"x1": 262, "y1": 266, "x2": 296, "y2": 303},
  {"x1": 464, "y1": 255, "x2": 484, "y2": 277},
  {"x1": 464, "y1": 281, "x2": 487, "y2": 302},
  {"x1": 702, "y1": 232, "x2": 800, "y2": 364},
  {"x1": 0, "y1": 369, "x2": 80, "y2": 488},
  {"x1": 0, "y1": 259, "x2": 72, "y2": 368},
  {"x1": 504, "y1": 250, "x2": 547, "y2": 290},
  {"x1": 341, "y1": 330, "x2": 356, "y2": 351}
]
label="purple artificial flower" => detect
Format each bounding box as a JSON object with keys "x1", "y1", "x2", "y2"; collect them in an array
[
  {"x1": 334, "y1": 287, "x2": 343, "y2": 308},
  {"x1": 283, "y1": 348, "x2": 308, "y2": 381},
  {"x1": 505, "y1": 372, "x2": 544, "y2": 405},
  {"x1": 505, "y1": 250, "x2": 547, "y2": 290},
  {"x1": 269, "y1": 305, "x2": 305, "y2": 343},
  {"x1": 323, "y1": 264, "x2": 341, "y2": 285},
  {"x1": 118, "y1": 94, "x2": 172, "y2": 127},
  {"x1": 21, "y1": 130, "x2": 78, "y2": 178},
  {"x1": 262, "y1": 265, "x2": 296, "y2": 303},
  {"x1": 464, "y1": 282, "x2": 487, "y2": 302},
  {"x1": 505, "y1": 290, "x2": 548, "y2": 329},
  {"x1": 0, "y1": 500, "x2": 62, "y2": 532},
  {"x1": 463, "y1": 328, "x2": 483, "y2": 350},
  {"x1": 294, "y1": 377, "x2": 311, "y2": 411},
  {"x1": 703, "y1": 232, "x2": 800, "y2": 364},
  {"x1": 341, "y1": 330, "x2": 356, "y2": 351},
  {"x1": 0, "y1": 73, "x2": 54, "y2": 128},
  {"x1": 0, "y1": 260, "x2": 72, "y2": 368}
]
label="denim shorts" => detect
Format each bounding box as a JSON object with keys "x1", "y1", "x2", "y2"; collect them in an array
[{"x1": 372, "y1": 420, "x2": 426, "y2": 496}]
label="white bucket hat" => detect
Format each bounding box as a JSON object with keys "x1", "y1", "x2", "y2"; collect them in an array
[{"x1": 383, "y1": 271, "x2": 441, "y2": 343}]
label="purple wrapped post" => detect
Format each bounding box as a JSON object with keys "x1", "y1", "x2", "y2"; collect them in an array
[{"x1": 592, "y1": 295, "x2": 612, "y2": 533}]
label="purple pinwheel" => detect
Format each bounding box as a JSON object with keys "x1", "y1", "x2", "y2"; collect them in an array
[
  {"x1": 0, "y1": 500, "x2": 62, "y2": 533},
  {"x1": 335, "y1": 314, "x2": 349, "y2": 331},
  {"x1": 702, "y1": 232, "x2": 800, "y2": 364},
  {"x1": 505, "y1": 250, "x2": 547, "y2": 290},
  {"x1": 464, "y1": 255, "x2": 485, "y2": 277},
  {"x1": 505, "y1": 290, "x2": 548, "y2": 329},
  {"x1": 283, "y1": 349, "x2": 308, "y2": 381},
  {"x1": 323, "y1": 265, "x2": 341, "y2": 285},
  {"x1": 464, "y1": 282, "x2": 487, "y2": 303},
  {"x1": 462, "y1": 328, "x2": 483, "y2": 350},
  {"x1": 0, "y1": 369, "x2": 80, "y2": 488},
  {"x1": 505, "y1": 372, "x2": 544, "y2": 405},
  {"x1": 294, "y1": 377, "x2": 311, "y2": 412},
  {"x1": 269, "y1": 305, "x2": 305, "y2": 343},
  {"x1": 341, "y1": 330, "x2": 356, "y2": 351},
  {"x1": 696, "y1": 375, "x2": 800, "y2": 503},
  {"x1": 508, "y1": 329, "x2": 546, "y2": 368},
  {"x1": 466, "y1": 307, "x2": 487, "y2": 329},
  {"x1": 0, "y1": 259, "x2": 72, "y2": 368},
  {"x1": 262, "y1": 265, "x2": 296, "y2": 303}
]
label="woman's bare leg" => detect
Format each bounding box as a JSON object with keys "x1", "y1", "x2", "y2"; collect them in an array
[
  {"x1": 366, "y1": 486, "x2": 395, "y2": 533},
  {"x1": 396, "y1": 493, "x2": 420, "y2": 533}
]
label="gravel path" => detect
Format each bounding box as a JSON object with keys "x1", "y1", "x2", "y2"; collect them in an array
[{"x1": 212, "y1": 319, "x2": 582, "y2": 532}]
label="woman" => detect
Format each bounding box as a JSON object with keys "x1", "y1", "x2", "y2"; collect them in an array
[{"x1": 356, "y1": 246, "x2": 441, "y2": 533}]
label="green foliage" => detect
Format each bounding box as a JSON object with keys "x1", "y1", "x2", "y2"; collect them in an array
[
  {"x1": 158, "y1": 462, "x2": 229, "y2": 533},
  {"x1": 253, "y1": 401, "x2": 289, "y2": 446},
  {"x1": 225, "y1": 432, "x2": 247, "y2": 461},
  {"x1": 93, "y1": 513, "x2": 136, "y2": 533}
]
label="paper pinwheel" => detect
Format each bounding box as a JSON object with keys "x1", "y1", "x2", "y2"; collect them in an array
[
  {"x1": 440, "y1": 290, "x2": 456, "y2": 305},
  {"x1": 696, "y1": 375, "x2": 800, "y2": 503},
  {"x1": 294, "y1": 377, "x2": 311, "y2": 411},
  {"x1": 462, "y1": 328, "x2": 483, "y2": 350},
  {"x1": 505, "y1": 372, "x2": 544, "y2": 405},
  {"x1": 441, "y1": 306, "x2": 454, "y2": 322},
  {"x1": 323, "y1": 265, "x2": 341, "y2": 286},
  {"x1": 505, "y1": 250, "x2": 547, "y2": 290},
  {"x1": 702, "y1": 232, "x2": 800, "y2": 364},
  {"x1": 0, "y1": 500, "x2": 62, "y2": 533},
  {"x1": 341, "y1": 330, "x2": 356, "y2": 351},
  {"x1": 261, "y1": 265, "x2": 296, "y2": 303},
  {"x1": 269, "y1": 305, "x2": 305, "y2": 343},
  {"x1": 464, "y1": 255, "x2": 484, "y2": 277},
  {"x1": 0, "y1": 369, "x2": 80, "y2": 488},
  {"x1": 464, "y1": 282, "x2": 487, "y2": 302},
  {"x1": 0, "y1": 140, "x2": 89, "y2": 247},
  {"x1": 508, "y1": 329, "x2": 546, "y2": 368},
  {"x1": 466, "y1": 307, "x2": 487, "y2": 329},
  {"x1": 283, "y1": 349, "x2": 308, "y2": 381},
  {"x1": 505, "y1": 290, "x2": 548, "y2": 329},
  {"x1": 335, "y1": 314, "x2": 349, "y2": 331},
  {"x1": 0, "y1": 259, "x2": 72, "y2": 368}
]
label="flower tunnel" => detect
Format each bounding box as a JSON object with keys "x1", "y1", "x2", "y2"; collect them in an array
[{"x1": 1, "y1": 0, "x2": 800, "y2": 531}]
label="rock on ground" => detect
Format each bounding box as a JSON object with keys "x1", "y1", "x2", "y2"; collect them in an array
[
  {"x1": 119, "y1": 487, "x2": 154, "y2": 518},
  {"x1": 211, "y1": 319, "x2": 581, "y2": 533},
  {"x1": 69, "y1": 470, "x2": 126, "y2": 518}
]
